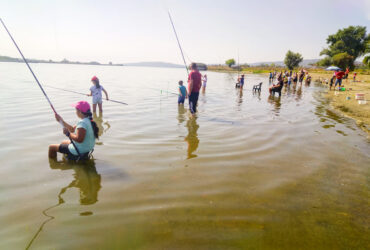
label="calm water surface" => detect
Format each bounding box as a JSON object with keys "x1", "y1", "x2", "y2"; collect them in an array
[{"x1": 0, "y1": 62, "x2": 369, "y2": 249}]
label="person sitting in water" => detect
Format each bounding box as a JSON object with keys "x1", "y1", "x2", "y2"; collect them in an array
[
  {"x1": 48, "y1": 101, "x2": 99, "y2": 160},
  {"x1": 88, "y1": 76, "x2": 109, "y2": 113},
  {"x1": 178, "y1": 80, "x2": 188, "y2": 105},
  {"x1": 269, "y1": 78, "x2": 284, "y2": 96}
]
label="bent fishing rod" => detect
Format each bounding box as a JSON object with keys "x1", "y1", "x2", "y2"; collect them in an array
[
  {"x1": 168, "y1": 11, "x2": 189, "y2": 76},
  {"x1": 0, "y1": 18, "x2": 82, "y2": 158},
  {"x1": 44, "y1": 85, "x2": 128, "y2": 105}
]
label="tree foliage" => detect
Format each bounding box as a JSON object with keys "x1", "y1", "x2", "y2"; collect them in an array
[
  {"x1": 317, "y1": 57, "x2": 333, "y2": 67},
  {"x1": 225, "y1": 58, "x2": 236, "y2": 67},
  {"x1": 320, "y1": 26, "x2": 369, "y2": 69},
  {"x1": 332, "y1": 53, "x2": 354, "y2": 70},
  {"x1": 284, "y1": 50, "x2": 303, "y2": 70}
]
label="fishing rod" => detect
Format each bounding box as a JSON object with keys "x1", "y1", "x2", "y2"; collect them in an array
[
  {"x1": 44, "y1": 85, "x2": 128, "y2": 105},
  {"x1": 168, "y1": 10, "x2": 189, "y2": 76},
  {"x1": 148, "y1": 87, "x2": 178, "y2": 96},
  {"x1": 0, "y1": 18, "x2": 82, "y2": 159}
]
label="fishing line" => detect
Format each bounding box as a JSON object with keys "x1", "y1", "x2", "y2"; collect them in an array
[
  {"x1": 0, "y1": 18, "x2": 82, "y2": 158},
  {"x1": 44, "y1": 85, "x2": 128, "y2": 105}
]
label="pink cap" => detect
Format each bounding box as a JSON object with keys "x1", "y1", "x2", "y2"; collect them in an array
[
  {"x1": 91, "y1": 76, "x2": 98, "y2": 81},
  {"x1": 71, "y1": 101, "x2": 90, "y2": 113}
]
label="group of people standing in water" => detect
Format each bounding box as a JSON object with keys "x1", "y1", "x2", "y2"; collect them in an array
[{"x1": 268, "y1": 69, "x2": 311, "y2": 95}]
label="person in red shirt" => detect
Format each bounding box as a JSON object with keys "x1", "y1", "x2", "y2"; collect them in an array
[
  {"x1": 188, "y1": 63, "x2": 202, "y2": 114},
  {"x1": 334, "y1": 70, "x2": 345, "y2": 88}
]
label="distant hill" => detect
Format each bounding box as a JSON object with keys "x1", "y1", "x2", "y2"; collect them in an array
[
  {"x1": 0, "y1": 55, "x2": 123, "y2": 66},
  {"x1": 124, "y1": 61, "x2": 184, "y2": 68},
  {"x1": 248, "y1": 59, "x2": 320, "y2": 67}
]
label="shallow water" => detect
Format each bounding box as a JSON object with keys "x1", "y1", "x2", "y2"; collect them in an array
[{"x1": 0, "y1": 62, "x2": 369, "y2": 249}]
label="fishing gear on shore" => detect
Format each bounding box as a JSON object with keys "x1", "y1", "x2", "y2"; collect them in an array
[
  {"x1": 44, "y1": 85, "x2": 128, "y2": 105},
  {"x1": 0, "y1": 18, "x2": 82, "y2": 159}
]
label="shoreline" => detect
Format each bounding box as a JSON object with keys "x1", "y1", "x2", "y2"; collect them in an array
[{"x1": 208, "y1": 68, "x2": 370, "y2": 136}]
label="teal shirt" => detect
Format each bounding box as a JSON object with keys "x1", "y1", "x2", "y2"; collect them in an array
[
  {"x1": 68, "y1": 118, "x2": 95, "y2": 155},
  {"x1": 179, "y1": 85, "x2": 186, "y2": 97}
]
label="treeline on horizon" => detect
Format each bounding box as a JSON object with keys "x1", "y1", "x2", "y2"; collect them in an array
[
  {"x1": 0, "y1": 55, "x2": 123, "y2": 66},
  {"x1": 217, "y1": 25, "x2": 370, "y2": 73}
]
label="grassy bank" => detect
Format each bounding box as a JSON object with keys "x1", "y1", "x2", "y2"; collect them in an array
[
  {"x1": 311, "y1": 72, "x2": 370, "y2": 135},
  {"x1": 208, "y1": 65, "x2": 370, "y2": 134}
]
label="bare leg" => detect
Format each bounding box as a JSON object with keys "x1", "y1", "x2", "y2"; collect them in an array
[
  {"x1": 98, "y1": 103, "x2": 103, "y2": 113},
  {"x1": 48, "y1": 144, "x2": 59, "y2": 158},
  {"x1": 93, "y1": 104, "x2": 97, "y2": 113}
]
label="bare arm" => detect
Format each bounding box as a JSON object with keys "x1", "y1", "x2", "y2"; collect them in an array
[
  {"x1": 55, "y1": 114, "x2": 75, "y2": 132},
  {"x1": 69, "y1": 128, "x2": 86, "y2": 143},
  {"x1": 103, "y1": 89, "x2": 109, "y2": 100},
  {"x1": 179, "y1": 88, "x2": 182, "y2": 97},
  {"x1": 87, "y1": 91, "x2": 92, "y2": 96}
]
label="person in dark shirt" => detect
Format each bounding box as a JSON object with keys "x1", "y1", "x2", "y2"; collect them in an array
[{"x1": 188, "y1": 63, "x2": 202, "y2": 114}]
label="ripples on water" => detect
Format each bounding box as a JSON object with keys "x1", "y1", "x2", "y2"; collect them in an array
[{"x1": 0, "y1": 63, "x2": 369, "y2": 249}]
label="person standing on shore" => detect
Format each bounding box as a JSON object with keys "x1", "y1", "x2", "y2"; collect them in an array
[
  {"x1": 345, "y1": 68, "x2": 349, "y2": 80},
  {"x1": 334, "y1": 70, "x2": 345, "y2": 88},
  {"x1": 188, "y1": 63, "x2": 202, "y2": 114}
]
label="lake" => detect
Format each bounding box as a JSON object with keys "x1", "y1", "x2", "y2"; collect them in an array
[{"x1": 0, "y1": 62, "x2": 369, "y2": 249}]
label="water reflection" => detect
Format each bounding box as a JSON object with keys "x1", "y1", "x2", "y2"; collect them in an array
[
  {"x1": 185, "y1": 116, "x2": 200, "y2": 159},
  {"x1": 236, "y1": 88, "x2": 243, "y2": 108},
  {"x1": 26, "y1": 160, "x2": 101, "y2": 250},
  {"x1": 93, "y1": 113, "x2": 111, "y2": 137},
  {"x1": 49, "y1": 159, "x2": 101, "y2": 205},
  {"x1": 267, "y1": 95, "x2": 281, "y2": 115},
  {"x1": 177, "y1": 105, "x2": 186, "y2": 124}
]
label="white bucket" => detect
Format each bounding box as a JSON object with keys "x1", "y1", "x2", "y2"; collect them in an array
[{"x1": 358, "y1": 100, "x2": 367, "y2": 105}]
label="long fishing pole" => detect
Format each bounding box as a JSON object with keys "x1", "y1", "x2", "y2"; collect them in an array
[
  {"x1": 0, "y1": 18, "x2": 82, "y2": 158},
  {"x1": 148, "y1": 87, "x2": 178, "y2": 96},
  {"x1": 44, "y1": 85, "x2": 128, "y2": 105},
  {"x1": 168, "y1": 11, "x2": 189, "y2": 76}
]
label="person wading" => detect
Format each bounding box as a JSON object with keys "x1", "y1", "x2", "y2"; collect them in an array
[{"x1": 188, "y1": 63, "x2": 202, "y2": 114}]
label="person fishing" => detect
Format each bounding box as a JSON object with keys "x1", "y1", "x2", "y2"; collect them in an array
[
  {"x1": 188, "y1": 63, "x2": 202, "y2": 114},
  {"x1": 88, "y1": 76, "x2": 109, "y2": 113},
  {"x1": 178, "y1": 80, "x2": 188, "y2": 105},
  {"x1": 48, "y1": 101, "x2": 99, "y2": 160}
]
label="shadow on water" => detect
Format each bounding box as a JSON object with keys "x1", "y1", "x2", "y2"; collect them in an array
[
  {"x1": 185, "y1": 116, "x2": 200, "y2": 160},
  {"x1": 25, "y1": 159, "x2": 101, "y2": 250},
  {"x1": 236, "y1": 88, "x2": 243, "y2": 109}
]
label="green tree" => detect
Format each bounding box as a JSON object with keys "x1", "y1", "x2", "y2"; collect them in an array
[
  {"x1": 362, "y1": 41, "x2": 370, "y2": 68},
  {"x1": 225, "y1": 58, "x2": 236, "y2": 67},
  {"x1": 317, "y1": 57, "x2": 333, "y2": 67},
  {"x1": 284, "y1": 50, "x2": 303, "y2": 70},
  {"x1": 320, "y1": 26, "x2": 369, "y2": 69},
  {"x1": 332, "y1": 53, "x2": 354, "y2": 70}
]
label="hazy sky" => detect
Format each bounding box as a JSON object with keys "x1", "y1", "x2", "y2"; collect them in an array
[{"x1": 1, "y1": 0, "x2": 369, "y2": 65}]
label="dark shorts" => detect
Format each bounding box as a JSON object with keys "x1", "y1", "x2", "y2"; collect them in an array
[
  {"x1": 178, "y1": 96, "x2": 185, "y2": 104},
  {"x1": 59, "y1": 143, "x2": 90, "y2": 161}
]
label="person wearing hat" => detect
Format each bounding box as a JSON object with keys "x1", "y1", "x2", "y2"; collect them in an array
[
  {"x1": 88, "y1": 76, "x2": 109, "y2": 113},
  {"x1": 48, "y1": 101, "x2": 99, "y2": 160}
]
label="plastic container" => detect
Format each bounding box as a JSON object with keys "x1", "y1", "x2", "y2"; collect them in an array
[
  {"x1": 358, "y1": 100, "x2": 367, "y2": 105},
  {"x1": 355, "y1": 93, "x2": 365, "y2": 100}
]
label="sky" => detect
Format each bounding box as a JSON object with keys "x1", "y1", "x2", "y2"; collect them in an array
[{"x1": 0, "y1": 0, "x2": 369, "y2": 65}]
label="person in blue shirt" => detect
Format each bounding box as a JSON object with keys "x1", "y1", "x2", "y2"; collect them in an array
[{"x1": 178, "y1": 80, "x2": 188, "y2": 105}]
